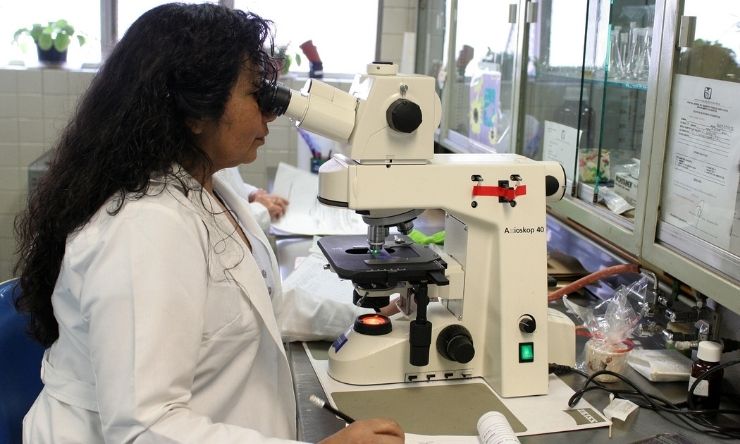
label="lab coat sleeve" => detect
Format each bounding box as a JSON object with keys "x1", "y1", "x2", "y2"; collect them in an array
[
  {"x1": 272, "y1": 255, "x2": 373, "y2": 342},
  {"x1": 77, "y1": 202, "x2": 301, "y2": 444}
]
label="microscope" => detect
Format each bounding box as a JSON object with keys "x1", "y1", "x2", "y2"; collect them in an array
[{"x1": 258, "y1": 62, "x2": 566, "y2": 397}]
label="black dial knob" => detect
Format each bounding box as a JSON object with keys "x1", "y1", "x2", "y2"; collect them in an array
[
  {"x1": 436, "y1": 325, "x2": 475, "y2": 364},
  {"x1": 386, "y1": 99, "x2": 422, "y2": 133},
  {"x1": 519, "y1": 315, "x2": 537, "y2": 333}
]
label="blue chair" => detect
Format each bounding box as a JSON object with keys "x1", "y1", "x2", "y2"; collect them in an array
[{"x1": 0, "y1": 278, "x2": 45, "y2": 444}]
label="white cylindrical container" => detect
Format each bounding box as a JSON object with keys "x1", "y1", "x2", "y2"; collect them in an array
[{"x1": 477, "y1": 411, "x2": 520, "y2": 444}]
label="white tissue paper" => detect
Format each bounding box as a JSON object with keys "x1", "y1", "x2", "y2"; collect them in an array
[{"x1": 627, "y1": 348, "x2": 693, "y2": 382}]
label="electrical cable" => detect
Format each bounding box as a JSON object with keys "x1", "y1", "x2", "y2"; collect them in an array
[
  {"x1": 547, "y1": 263, "x2": 640, "y2": 302},
  {"x1": 554, "y1": 361, "x2": 740, "y2": 439}
]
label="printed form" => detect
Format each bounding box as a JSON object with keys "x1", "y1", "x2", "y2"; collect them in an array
[{"x1": 661, "y1": 74, "x2": 740, "y2": 253}]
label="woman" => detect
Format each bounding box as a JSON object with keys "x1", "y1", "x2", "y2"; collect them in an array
[{"x1": 14, "y1": 4, "x2": 403, "y2": 443}]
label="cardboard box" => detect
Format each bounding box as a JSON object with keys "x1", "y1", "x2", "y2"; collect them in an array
[{"x1": 614, "y1": 172, "x2": 639, "y2": 206}]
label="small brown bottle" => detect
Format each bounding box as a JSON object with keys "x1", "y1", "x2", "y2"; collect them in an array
[{"x1": 688, "y1": 341, "x2": 723, "y2": 411}]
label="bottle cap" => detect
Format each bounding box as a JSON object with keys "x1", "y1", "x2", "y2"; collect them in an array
[{"x1": 696, "y1": 341, "x2": 722, "y2": 363}]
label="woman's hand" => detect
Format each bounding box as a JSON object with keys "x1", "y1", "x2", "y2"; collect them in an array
[
  {"x1": 318, "y1": 418, "x2": 404, "y2": 444},
  {"x1": 249, "y1": 189, "x2": 289, "y2": 220}
]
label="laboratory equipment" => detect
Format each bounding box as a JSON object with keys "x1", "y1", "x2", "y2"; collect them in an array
[{"x1": 258, "y1": 62, "x2": 566, "y2": 397}]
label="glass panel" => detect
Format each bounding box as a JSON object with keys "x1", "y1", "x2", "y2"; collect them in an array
[
  {"x1": 657, "y1": 0, "x2": 740, "y2": 282},
  {"x1": 443, "y1": 1, "x2": 519, "y2": 153},
  {"x1": 521, "y1": 0, "x2": 589, "y2": 182},
  {"x1": 527, "y1": 0, "x2": 655, "y2": 226}
]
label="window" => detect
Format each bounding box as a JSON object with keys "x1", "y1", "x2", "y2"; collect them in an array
[
  {"x1": 3, "y1": 0, "x2": 379, "y2": 75},
  {"x1": 117, "y1": 0, "x2": 219, "y2": 41},
  {"x1": 234, "y1": 0, "x2": 379, "y2": 75},
  {"x1": 1, "y1": 0, "x2": 101, "y2": 66}
]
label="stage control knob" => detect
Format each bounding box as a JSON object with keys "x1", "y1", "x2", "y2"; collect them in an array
[
  {"x1": 436, "y1": 325, "x2": 475, "y2": 364},
  {"x1": 518, "y1": 314, "x2": 537, "y2": 333}
]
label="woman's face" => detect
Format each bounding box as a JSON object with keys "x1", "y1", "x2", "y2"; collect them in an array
[{"x1": 192, "y1": 67, "x2": 276, "y2": 173}]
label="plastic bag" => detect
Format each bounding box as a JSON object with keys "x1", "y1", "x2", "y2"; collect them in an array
[{"x1": 564, "y1": 277, "x2": 649, "y2": 381}]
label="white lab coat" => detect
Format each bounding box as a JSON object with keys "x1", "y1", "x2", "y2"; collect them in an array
[
  {"x1": 23, "y1": 168, "x2": 306, "y2": 443},
  {"x1": 214, "y1": 167, "x2": 271, "y2": 232}
]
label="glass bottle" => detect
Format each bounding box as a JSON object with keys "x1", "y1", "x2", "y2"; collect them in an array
[{"x1": 688, "y1": 341, "x2": 723, "y2": 411}]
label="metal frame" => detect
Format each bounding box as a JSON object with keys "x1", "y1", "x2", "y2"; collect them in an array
[{"x1": 641, "y1": 0, "x2": 740, "y2": 313}]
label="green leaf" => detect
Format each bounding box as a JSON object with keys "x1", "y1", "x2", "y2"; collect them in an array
[
  {"x1": 295, "y1": 54, "x2": 302, "y2": 66},
  {"x1": 54, "y1": 34, "x2": 70, "y2": 52},
  {"x1": 30, "y1": 24, "x2": 44, "y2": 42},
  {"x1": 13, "y1": 28, "x2": 29, "y2": 42},
  {"x1": 77, "y1": 35, "x2": 86, "y2": 46},
  {"x1": 37, "y1": 33, "x2": 53, "y2": 51}
]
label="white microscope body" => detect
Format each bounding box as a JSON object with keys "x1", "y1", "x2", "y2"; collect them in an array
[{"x1": 260, "y1": 62, "x2": 565, "y2": 398}]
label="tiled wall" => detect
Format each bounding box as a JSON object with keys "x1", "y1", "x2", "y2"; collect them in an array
[
  {"x1": 0, "y1": 1, "x2": 418, "y2": 281},
  {"x1": 0, "y1": 68, "x2": 97, "y2": 280}
]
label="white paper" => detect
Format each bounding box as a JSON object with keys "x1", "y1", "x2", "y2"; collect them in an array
[
  {"x1": 270, "y1": 162, "x2": 368, "y2": 235},
  {"x1": 542, "y1": 121, "x2": 579, "y2": 189},
  {"x1": 661, "y1": 74, "x2": 740, "y2": 251}
]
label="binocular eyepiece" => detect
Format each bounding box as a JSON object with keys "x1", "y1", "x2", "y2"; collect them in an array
[{"x1": 256, "y1": 81, "x2": 292, "y2": 117}]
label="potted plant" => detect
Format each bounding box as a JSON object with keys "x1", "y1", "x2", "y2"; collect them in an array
[
  {"x1": 14, "y1": 20, "x2": 86, "y2": 65},
  {"x1": 275, "y1": 44, "x2": 302, "y2": 76}
]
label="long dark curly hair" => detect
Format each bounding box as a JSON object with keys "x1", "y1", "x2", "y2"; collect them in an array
[{"x1": 14, "y1": 3, "x2": 278, "y2": 347}]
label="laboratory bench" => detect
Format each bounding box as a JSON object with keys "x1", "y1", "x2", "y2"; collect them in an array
[{"x1": 273, "y1": 212, "x2": 735, "y2": 443}]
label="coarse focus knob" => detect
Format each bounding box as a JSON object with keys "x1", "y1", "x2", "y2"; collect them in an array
[
  {"x1": 436, "y1": 325, "x2": 475, "y2": 364},
  {"x1": 386, "y1": 99, "x2": 422, "y2": 133},
  {"x1": 519, "y1": 314, "x2": 537, "y2": 333}
]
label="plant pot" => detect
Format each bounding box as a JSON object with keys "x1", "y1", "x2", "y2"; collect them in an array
[{"x1": 37, "y1": 46, "x2": 67, "y2": 65}]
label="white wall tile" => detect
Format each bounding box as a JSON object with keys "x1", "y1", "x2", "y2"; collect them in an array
[
  {"x1": 0, "y1": 94, "x2": 18, "y2": 118},
  {"x1": 0, "y1": 167, "x2": 21, "y2": 191},
  {"x1": 19, "y1": 143, "x2": 46, "y2": 167},
  {"x1": 0, "y1": 70, "x2": 18, "y2": 93},
  {"x1": 383, "y1": 0, "x2": 413, "y2": 8},
  {"x1": 379, "y1": 34, "x2": 405, "y2": 65},
  {"x1": 17, "y1": 70, "x2": 42, "y2": 94},
  {"x1": 68, "y1": 71, "x2": 94, "y2": 96},
  {"x1": 19, "y1": 119, "x2": 44, "y2": 144},
  {"x1": 44, "y1": 119, "x2": 66, "y2": 145},
  {"x1": 43, "y1": 70, "x2": 69, "y2": 95},
  {"x1": 383, "y1": 7, "x2": 411, "y2": 33},
  {"x1": 0, "y1": 214, "x2": 15, "y2": 238},
  {"x1": 17, "y1": 94, "x2": 43, "y2": 118},
  {"x1": 0, "y1": 144, "x2": 19, "y2": 167},
  {"x1": 0, "y1": 190, "x2": 24, "y2": 216},
  {"x1": 0, "y1": 119, "x2": 19, "y2": 144},
  {"x1": 0, "y1": 260, "x2": 14, "y2": 282},
  {"x1": 43, "y1": 95, "x2": 70, "y2": 119}
]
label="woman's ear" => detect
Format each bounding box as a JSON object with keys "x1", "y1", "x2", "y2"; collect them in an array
[{"x1": 186, "y1": 118, "x2": 205, "y2": 135}]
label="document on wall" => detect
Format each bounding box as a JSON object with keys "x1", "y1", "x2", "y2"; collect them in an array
[
  {"x1": 661, "y1": 74, "x2": 740, "y2": 253},
  {"x1": 542, "y1": 121, "x2": 578, "y2": 190},
  {"x1": 271, "y1": 162, "x2": 368, "y2": 236}
]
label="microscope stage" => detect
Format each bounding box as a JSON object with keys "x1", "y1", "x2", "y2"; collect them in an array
[{"x1": 317, "y1": 235, "x2": 448, "y2": 286}]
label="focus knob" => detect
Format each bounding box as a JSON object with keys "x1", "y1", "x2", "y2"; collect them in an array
[
  {"x1": 436, "y1": 325, "x2": 475, "y2": 364},
  {"x1": 519, "y1": 314, "x2": 537, "y2": 334},
  {"x1": 386, "y1": 99, "x2": 422, "y2": 133}
]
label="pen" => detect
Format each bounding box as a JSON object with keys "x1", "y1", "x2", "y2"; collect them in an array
[{"x1": 309, "y1": 394, "x2": 355, "y2": 423}]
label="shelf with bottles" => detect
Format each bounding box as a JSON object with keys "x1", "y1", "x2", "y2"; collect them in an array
[{"x1": 534, "y1": 67, "x2": 648, "y2": 91}]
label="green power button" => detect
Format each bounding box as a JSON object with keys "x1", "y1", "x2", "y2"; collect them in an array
[{"x1": 519, "y1": 342, "x2": 534, "y2": 363}]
